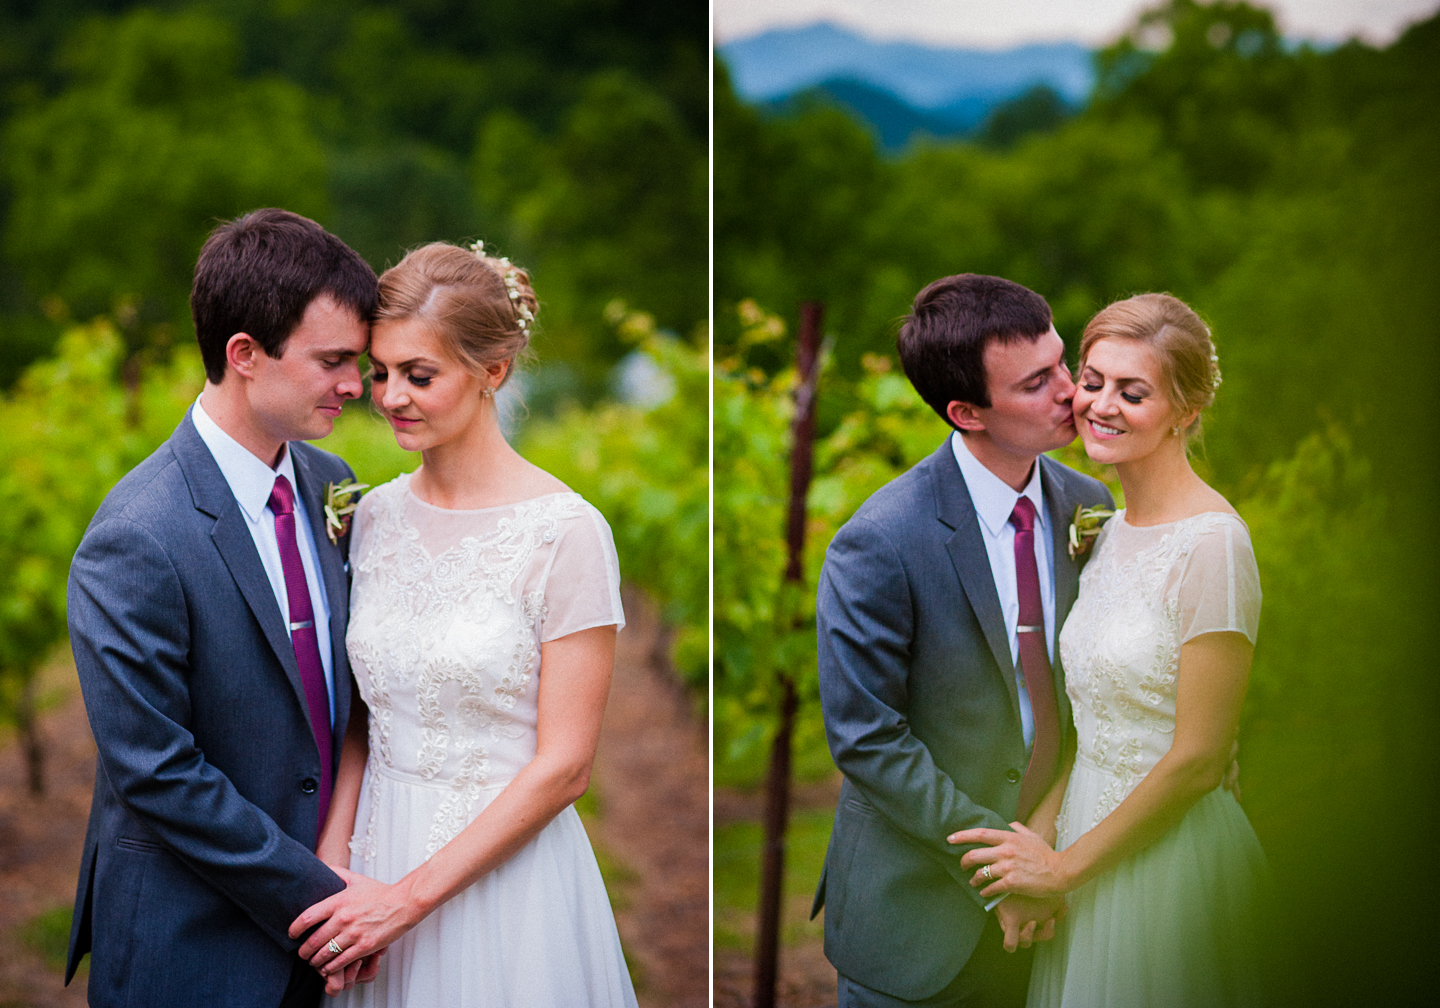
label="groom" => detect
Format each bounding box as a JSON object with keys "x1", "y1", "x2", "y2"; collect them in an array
[
  {"x1": 812, "y1": 274, "x2": 1113, "y2": 1007},
  {"x1": 64, "y1": 209, "x2": 379, "y2": 1006}
]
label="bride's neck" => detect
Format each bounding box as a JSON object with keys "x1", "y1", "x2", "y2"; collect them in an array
[
  {"x1": 1113, "y1": 442, "x2": 1207, "y2": 526},
  {"x1": 412, "y1": 411, "x2": 522, "y2": 510}
]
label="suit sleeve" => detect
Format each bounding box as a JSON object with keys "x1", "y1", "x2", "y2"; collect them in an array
[
  {"x1": 817, "y1": 515, "x2": 1011, "y2": 911},
  {"x1": 68, "y1": 516, "x2": 343, "y2": 952}
]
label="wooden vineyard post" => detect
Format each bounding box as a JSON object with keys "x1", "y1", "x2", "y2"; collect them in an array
[{"x1": 754, "y1": 301, "x2": 824, "y2": 1008}]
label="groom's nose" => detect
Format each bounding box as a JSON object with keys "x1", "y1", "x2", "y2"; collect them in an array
[
  {"x1": 1055, "y1": 366, "x2": 1076, "y2": 402},
  {"x1": 335, "y1": 361, "x2": 364, "y2": 400}
]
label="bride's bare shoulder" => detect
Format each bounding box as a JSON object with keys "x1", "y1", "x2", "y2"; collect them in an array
[{"x1": 513, "y1": 456, "x2": 573, "y2": 498}]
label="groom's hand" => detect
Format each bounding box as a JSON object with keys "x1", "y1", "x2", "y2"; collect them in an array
[
  {"x1": 320, "y1": 949, "x2": 385, "y2": 997},
  {"x1": 994, "y1": 894, "x2": 1066, "y2": 953}
]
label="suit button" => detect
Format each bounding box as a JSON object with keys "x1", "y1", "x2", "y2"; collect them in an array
[
  {"x1": 300, "y1": 778, "x2": 318, "y2": 794},
  {"x1": 1006, "y1": 769, "x2": 1022, "y2": 784}
]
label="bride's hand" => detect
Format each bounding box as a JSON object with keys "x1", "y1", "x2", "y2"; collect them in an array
[
  {"x1": 947, "y1": 822, "x2": 1072, "y2": 899},
  {"x1": 290, "y1": 866, "x2": 422, "y2": 988}
]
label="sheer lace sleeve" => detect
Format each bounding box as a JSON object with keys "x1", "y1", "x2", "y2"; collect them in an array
[
  {"x1": 1177, "y1": 516, "x2": 1261, "y2": 645},
  {"x1": 538, "y1": 503, "x2": 626, "y2": 642}
]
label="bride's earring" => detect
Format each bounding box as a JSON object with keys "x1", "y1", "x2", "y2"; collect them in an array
[
  {"x1": 1172, "y1": 424, "x2": 1182, "y2": 436},
  {"x1": 482, "y1": 386, "x2": 494, "y2": 399}
]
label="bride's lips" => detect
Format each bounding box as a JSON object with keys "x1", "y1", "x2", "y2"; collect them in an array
[
  {"x1": 1086, "y1": 418, "x2": 1126, "y2": 439},
  {"x1": 388, "y1": 414, "x2": 421, "y2": 429}
]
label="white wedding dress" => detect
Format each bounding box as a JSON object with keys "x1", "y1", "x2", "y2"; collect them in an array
[
  {"x1": 336, "y1": 472, "x2": 637, "y2": 1008},
  {"x1": 1028, "y1": 511, "x2": 1268, "y2": 1008}
]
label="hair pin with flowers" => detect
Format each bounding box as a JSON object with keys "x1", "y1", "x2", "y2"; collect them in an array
[{"x1": 468, "y1": 239, "x2": 534, "y2": 337}]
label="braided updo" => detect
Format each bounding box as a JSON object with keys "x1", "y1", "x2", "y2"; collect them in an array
[
  {"x1": 374, "y1": 241, "x2": 537, "y2": 386},
  {"x1": 1079, "y1": 293, "x2": 1221, "y2": 442}
]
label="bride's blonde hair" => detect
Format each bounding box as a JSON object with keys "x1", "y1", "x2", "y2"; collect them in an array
[
  {"x1": 375, "y1": 242, "x2": 537, "y2": 387},
  {"x1": 1079, "y1": 293, "x2": 1221, "y2": 444}
]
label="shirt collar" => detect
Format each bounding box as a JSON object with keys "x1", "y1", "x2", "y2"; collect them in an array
[
  {"x1": 192, "y1": 395, "x2": 297, "y2": 523},
  {"x1": 949, "y1": 430, "x2": 1046, "y2": 539}
]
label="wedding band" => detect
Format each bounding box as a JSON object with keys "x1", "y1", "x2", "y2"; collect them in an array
[
  {"x1": 327, "y1": 938, "x2": 345, "y2": 956},
  {"x1": 981, "y1": 865, "x2": 993, "y2": 881}
]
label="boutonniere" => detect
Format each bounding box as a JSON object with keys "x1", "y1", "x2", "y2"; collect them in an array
[
  {"x1": 1068, "y1": 505, "x2": 1116, "y2": 558},
  {"x1": 324, "y1": 479, "x2": 369, "y2": 545}
]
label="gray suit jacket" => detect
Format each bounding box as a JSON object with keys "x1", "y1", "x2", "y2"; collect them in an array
[
  {"x1": 813, "y1": 439, "x2": 1113, "y2": 1001},
  {"x1": 65, "y1": 409, "x2": 356, "y2": 1007}
]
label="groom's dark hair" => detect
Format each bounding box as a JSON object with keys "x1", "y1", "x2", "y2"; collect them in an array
[
  {"x1": 191, "y1": 208, "x2": 378, "y2": 384},
  {"x1": 897, "y1": 274, "x2": 1053, "y2": 425}
]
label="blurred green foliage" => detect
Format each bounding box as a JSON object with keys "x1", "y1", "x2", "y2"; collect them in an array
[
  {"x1": 0, "y1": 323, "x2": 202, "y2": 761},
  {"x1": 0, "y1": 0, "x2": 706, "y2": 404},
  {"x1": 523, "y1": 305, "x2": 709, "y2": 690},
  {"x1": 716, "y1": 0, "x2": 1438, "y2": 998}
]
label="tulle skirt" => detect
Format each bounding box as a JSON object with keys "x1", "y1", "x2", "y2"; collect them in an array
[
  {"x1": 335, "y1": 764, "x2": 638, "y2": 1008},
  {"x1": 1027, "y1": 758, "x2": 1268, "y2": 1008}
]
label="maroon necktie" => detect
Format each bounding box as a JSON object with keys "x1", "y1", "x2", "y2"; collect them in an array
[
  {"x1": 268, "y1": 474, "x2": 333, "y2": 833},
  {"x1": 1010, "y1": 496, "x2": 1061, "y2": 822}
]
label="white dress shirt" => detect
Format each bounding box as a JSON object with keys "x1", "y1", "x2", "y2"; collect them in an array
[
  {"x1": 950, "y1": 431, "x2": 1056, "y2": 750},
  {"x1": 192, "y1": 396, "x2": 335, "y2": 723}
]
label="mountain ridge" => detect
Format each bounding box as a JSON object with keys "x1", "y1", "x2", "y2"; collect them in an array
[{"x1": 719, "y1": 22, "x2": 1095, "y2": 111}]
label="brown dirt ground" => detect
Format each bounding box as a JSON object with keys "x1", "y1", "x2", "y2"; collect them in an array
[
  {"x1": 712, "y1": 778, "x2": 842, "y2": 1008},
  {"x1": 0, "y1": 588, "x2": 707, "y2": 1008},
  {"x1": 593, "y1": 589, "x2": 709, "y2": 1008}
]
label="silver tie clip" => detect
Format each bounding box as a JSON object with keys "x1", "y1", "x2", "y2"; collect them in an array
[
  {"x1": 289, "y1": 620, "x2": 314, "y2": 631},
  {"x1": 1016, "y1": 625, "x2": 1043, "y2": 633}
]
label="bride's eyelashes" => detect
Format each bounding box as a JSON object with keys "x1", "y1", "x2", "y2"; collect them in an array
[
  {"x1": 1082, "y1": 382, "x2": 1145, "y2": 405},
  {"x1": 369, "y1": 367, "x2": 432, "y2": 389}
]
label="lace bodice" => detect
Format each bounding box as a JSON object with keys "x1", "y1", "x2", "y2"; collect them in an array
[
  {"x1": 345, "y1": 472, "x2": 624, "y2": 859},
  {"x1": 1056, "y1": 510, "x2": 1260, "y2": 834}
]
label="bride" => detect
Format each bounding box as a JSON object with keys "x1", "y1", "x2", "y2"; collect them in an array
[
  {"x1": 287, "y1": 241, "x2": 638, "y2": 1007},
  {"x1": 949, "y1": 294, "x2": 1267, "y2": 1006}
]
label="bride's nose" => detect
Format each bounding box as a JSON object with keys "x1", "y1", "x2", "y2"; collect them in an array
[
  {"x1": 1090, "y1": 385, "x2": 1122, "y2": 416},
  {"x1": 381, "y1": 382, "x2": 410, "y2": 411}
]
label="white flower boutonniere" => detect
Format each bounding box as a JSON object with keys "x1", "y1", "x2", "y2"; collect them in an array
[
  {"x1": 324, "y1": 479, "x2": 369, "y2": 545},
  {"x1": 1068, "y1": 504, "x2": 1116, "y2": 559}
]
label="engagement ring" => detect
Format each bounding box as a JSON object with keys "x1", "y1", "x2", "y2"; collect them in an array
[
  {"x1": 327, "y1": 939, "x2": 345, "y2": 956},
  {"x1": 980, "y1": 865, "x2": 993, "y2": 881}
]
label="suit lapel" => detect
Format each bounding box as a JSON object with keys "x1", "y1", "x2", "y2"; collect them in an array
[
  {"x1": 171, "y1": 414, "x2": 311, "y2": 720},
  {"x1": 291, "y1": 444, "x2": 351, "y2": 741},
  {"x1": 929, "y1": 442, "x2": 1021, "y2": 717},
  {"x1": 1040, "y1": 457, "x2": 1080, "y2": 649},
  {"x1": 1040, "y1": 456, "x2": 1080, "y2": 733}
]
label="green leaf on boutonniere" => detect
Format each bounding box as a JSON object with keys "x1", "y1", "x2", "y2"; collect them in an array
[
  {"x1": 1068, "y1": 504, "x2": 1116, "y2": 559},
  {"x1": 324, "y1": 479, "x2": 369, "y2": 545}
]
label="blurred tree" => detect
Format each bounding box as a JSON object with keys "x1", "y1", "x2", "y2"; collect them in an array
[
  {"x1": 2, "y1": 8, "x2": 327, "y2": 363},
  {"x1": 0, "y1": 0, "x2": 708, "y2": 404},
  {"x1": 977, "y1": 83, "x2": 1073, "y2": 149},
  {"x1": 714, "y1": 60, "x2": 889, "y2": 375},
  {"x1": 1090, "y1": 0, "x2": 1305, "y2": 191}
]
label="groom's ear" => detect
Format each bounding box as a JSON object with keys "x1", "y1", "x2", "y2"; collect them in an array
[
  {"x1": 946, "y1": 400, "x2": 986, "y2": 433},
  {"x1": 225, "y1": 333, "x2": 262, "y2": 380}
]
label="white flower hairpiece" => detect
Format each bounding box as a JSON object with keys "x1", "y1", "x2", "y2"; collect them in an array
[
  {"x1": 1210, "y1": 352, "x2": 1222, "y2": 390},
  {"x1": 468, "y1": 241, "x2": 533, "y2": 337}
]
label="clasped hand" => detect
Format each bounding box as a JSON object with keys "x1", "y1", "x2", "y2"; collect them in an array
[
  {"x1": 949, "y1": 821, "x2": 1070, "y2": 901},
  {"x1": 289, "y1": 866, "x2": 419, "y2": 997}
]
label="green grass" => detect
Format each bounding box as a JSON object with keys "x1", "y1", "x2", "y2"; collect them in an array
[
  {"x1": 713, "y1": 807, "x2": 833, "y2": 950},
  {"x1": 20, "y1": 905, "x2": 72, "y2": 972}
]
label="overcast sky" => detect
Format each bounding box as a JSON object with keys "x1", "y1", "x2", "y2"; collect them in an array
[{"x1": 714, "y1": 0, "x2": 1440, "y2": 48}]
